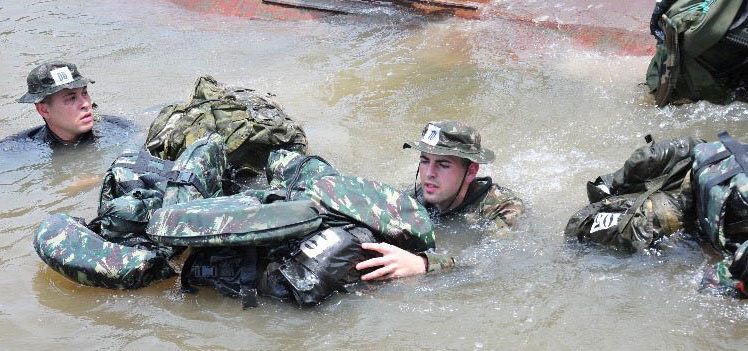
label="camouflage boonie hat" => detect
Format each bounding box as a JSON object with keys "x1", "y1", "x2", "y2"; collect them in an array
[
  {"x1": 18, "y1": 61, "x2": 93, "y2": 103},
  {"x1": 403, "y1": 120, "x2": 495, "y2": 164}
]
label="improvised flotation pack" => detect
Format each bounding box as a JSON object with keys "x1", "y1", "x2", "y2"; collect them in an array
[
  {"x1": 647, "y1": 0, "x2": 748, "y2": 106},
  {"x1": 566, "y1": 135, "x2": 704, "y2": 251},
  {"x1": 692, "y1": 131, "x2": 748, "y2": 255},
  {"x1": 33, "y1": 214, "x2": 176, "y2": 289},
  {"x1": 145, "y1": 75, "x2": 308, "y2": 174},
  {"x1": 169, "y1": 149, "x2": 435, "y2": 307}
]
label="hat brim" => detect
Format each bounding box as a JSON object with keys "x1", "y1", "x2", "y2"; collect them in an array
[
  {"x1": 403, "y1": 140, "x2": 495, "y2": 164},
  {"x1": 17, "y1": 78, "x2": 93, "y2": 103}
]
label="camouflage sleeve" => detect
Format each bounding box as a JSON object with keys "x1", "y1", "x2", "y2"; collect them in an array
[
  {"x1": 479, "y1": 184, "x2": 525, "y2": 228},
  {"x1": 419, "y1": 251, "x2": 456, "y2": 273}
]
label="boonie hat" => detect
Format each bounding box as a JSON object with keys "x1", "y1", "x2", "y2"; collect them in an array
[
  {"x1": 17, "y1": 60, "x2": 93, "y2": 103},
  {"x1": 403, "y1": 120, "x2": 495, "y2": 164}
]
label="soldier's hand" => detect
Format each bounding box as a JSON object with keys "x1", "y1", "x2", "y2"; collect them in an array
[{"x1": 356, "y1": 242, "x2": 426, "y2": 281}]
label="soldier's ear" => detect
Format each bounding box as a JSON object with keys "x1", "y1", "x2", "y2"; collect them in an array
[
  {"x1": 467, "y1": 162, "x2": 479, "y2": 177},
  {"x1": 35, "y1": 102, "x2": 50, "y2": 120}
]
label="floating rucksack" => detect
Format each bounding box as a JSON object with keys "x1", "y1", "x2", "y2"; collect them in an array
[
  {"x1": 145, "y1": 75, "x2": 308, "y2": 174},
  {"x1": 96, "y1": 133, "x2": 226, "y2": 241},
  {"x1": 692, "y1": 131, "x2": 748, "y2": 255},
  {"x1": 566, "y1": 135, "x2": 703, "y2": 251},
  {"x1": 647, "y1": 0, "x2": 748, "y2": 106},
  {"x1": 33, "y1": 134, "x2": 227, "y2": 290},
  {"x1": 162, "y1": 149, "x2": 435, "y2": 308}
]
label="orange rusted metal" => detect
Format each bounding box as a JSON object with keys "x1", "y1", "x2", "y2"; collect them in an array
[{"x1": 168, "y1": 0, "x2": 330, "y2": 20}]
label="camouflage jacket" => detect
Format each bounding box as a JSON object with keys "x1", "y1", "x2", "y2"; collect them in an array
[{"x1": 415, "y1": 177, "x2": 525, "y2": 272}]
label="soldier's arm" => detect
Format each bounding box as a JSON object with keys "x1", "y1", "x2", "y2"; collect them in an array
[{"x1": 419, "y1": 251, "x2": 456, "y2": 273}]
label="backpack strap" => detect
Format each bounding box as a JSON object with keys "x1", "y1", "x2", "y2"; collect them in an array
[
  {"x1": 617, "y1": 156, "x2": 691, "y2": 235},
  {"x1": 719, "y1": 131, "x2": 748, "y2": 171},
  {"x1": 165, "y1": 170, "x2": 212, "y2": 199},
  {"x1": 695, "y1": 131, "x2": 747, "y2": 245},
  {"x1": 113, "y1": 149, "x2": 176, "y2": 194},
  {"x1": 285, "y1": 155, "x2": 333, "y2": 201}
]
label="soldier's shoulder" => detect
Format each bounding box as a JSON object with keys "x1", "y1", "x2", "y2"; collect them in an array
[{"x1": 483, "y1": 182, "x2": 523, "y2": 204}]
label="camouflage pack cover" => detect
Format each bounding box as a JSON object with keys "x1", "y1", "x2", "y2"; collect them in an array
[
  {"x1": 146, "y1": 196, "x2": 322, "y2": 247},
  {"x1": 162, "y1": 133, "x2": 226, "y2": 206},
  {"x1": 646, "y1": 0, "x2": 748, "y2": 105},
  {"x1": 97, "y1": 133, "x2": 226, "y2": 240},
  {"x1": 264, "y1": 150, "x2": 436, "y2": 252},
  {"x1": 145, "y1": 75, "x2": 308, "y2": 173},
  {"x1": 565, "y1": 192, "x2": 684, "y2": 251},
  {"x1": 33, "y1": 214, "x2": 175, "y2": 289},
  {"x1": 692, "y1": 131, "x2": 748, "y2": 255}
]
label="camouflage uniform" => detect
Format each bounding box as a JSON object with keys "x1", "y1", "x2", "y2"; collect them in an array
[{"x1": 403, "y1": 121, "x2": 525, "y2": 272}]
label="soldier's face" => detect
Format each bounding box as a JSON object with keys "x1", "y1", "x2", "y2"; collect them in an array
[
  {"x1": 35, "y1": 86, "x2": 93, "y2": 142},
  {"x1": 419, "y1": 152, "x2": 473, "y2": 211}
]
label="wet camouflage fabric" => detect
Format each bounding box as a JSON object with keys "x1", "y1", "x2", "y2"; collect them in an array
[
  {"x1": 403, "y1": 120, "x2": 495, "y2": 164},
  {"x1": 97, "y1": 150, "x2": 169, "y2": 240},
  {"x1": 264, "y1": 150, "x2": 436, "y2": 252},
  {"x1": 693, "y1": 139, "x2": 748, "y2": 254},
  {"x1": 146, "y1": 196, "x2": 322, "y2": 247},
  {"x1": 145, "y1": 75, "x2": 308, "y2": 173},
  {"x1": 98, "y1": 189, "x2": 164, "y2": 240},
  {"x1": 163, "y1": 133, "x2": 226, "y2": 206},
  {"x1": 307, "y1": 176, "x2": 436, "y2": 252},
  {"x1": 33, "y1": 214, "x2": 175, "y2": 289},
  {"x1": 589, "y1": 137, "x2": 702, "y2": 199},
  {"x1": 565, "y1": 192, "x2": 684, "y2": 252},
  {"x1": 97, "y1": 134, "x2": 226, "y2": 240},
  {"x1": 266, "y1": 149, "x2": 339, "y2": 191},
  {"x1": 419, "y1": 179, "x2": 525, "y2": 272}
]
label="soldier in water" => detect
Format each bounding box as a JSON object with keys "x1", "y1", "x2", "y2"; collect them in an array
[
  {"x1": 4, "y1": 60, "x2": 133, "y2": 146},
  {"x1": 356, "y1": 120, "x2": 525, "y2": 280}
]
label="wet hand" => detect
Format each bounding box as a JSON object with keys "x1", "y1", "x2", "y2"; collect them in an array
[{"x1": 356, "y1": 242, "x2": 426, "y2": 281}]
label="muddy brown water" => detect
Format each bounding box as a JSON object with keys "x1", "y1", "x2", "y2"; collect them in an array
[{"x1": 1, "y1": 1, "x2": 747, "y2": 350}]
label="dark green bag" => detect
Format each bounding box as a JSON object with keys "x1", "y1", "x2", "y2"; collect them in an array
[
  {"x1": 647, "y1": 0, "x2": 748, "y2": 106},
  {"x1": 567, "y1": 135, "x2": 702, "y2": 251},
  {"x1": 145, "y1": 75, "x2": 308, "y2": 174}
]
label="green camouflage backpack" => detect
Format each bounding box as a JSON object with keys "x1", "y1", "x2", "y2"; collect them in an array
[
  {"x1": 692, "y1": 131, "x2": 747, "y2": 255},
  {"x1": 647, "y1": 0, "x2": 748, "y2": 106},
  {"x1": 145, "y1": 75, "x2": 308, "y2": 174},
  {"x1": 33, "y1": 134, "x2": 227, "y2": 289},
  {"x1": 96, "y1": 133, "x2": 226, "y2": 241},
  {"x1": 566, "y1": 135, "x2": 703, "y2": 251}
]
